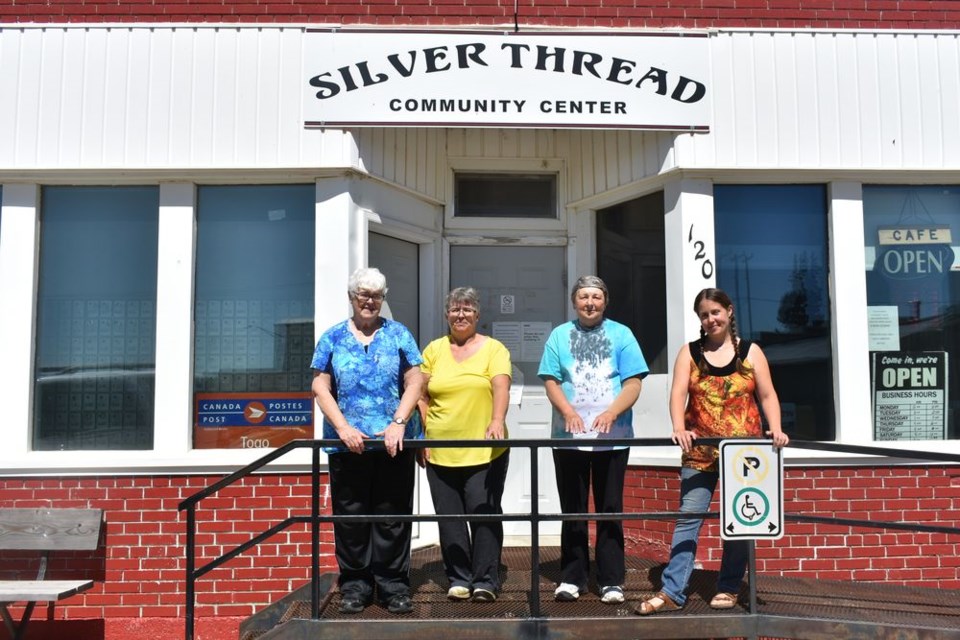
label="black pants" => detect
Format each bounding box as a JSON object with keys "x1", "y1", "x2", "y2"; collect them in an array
[
  {"x1": 553, "y1": 447, "x2": 629, "y2": 590},
  {"x1": 329, "y1": 449, "x2": 416, "y2": 603},
  {"x1": 426, "y1": 451, "x2": 509, "y2": 592}
]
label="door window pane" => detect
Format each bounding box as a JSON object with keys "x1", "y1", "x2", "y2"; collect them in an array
[
  {"x1": 714, "y1": 185, "x2": 834, "y2": 440},
  {"x1": 864, "y1": 185, "x2": 959, "y2": 440},
  {"x1": 454, "y1": 173, "x2": 557, "y2": 218},
  {"x1": 596, "y1": 192, "x2": 668, "y2": 373},
  {"x1": 193, "y1": 185, "x2": 315, "y2": 449},
  {"x1": 369, "y1": 233, "x2": 419, "y2": 342},
  {"x1": 34, "y1": 186, "x2": 159, "y2": 450}
]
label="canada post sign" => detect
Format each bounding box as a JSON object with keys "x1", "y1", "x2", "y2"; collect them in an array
[
  {"x1": 194, "y1": 392, "x2": 314, "y2": 449},
  {"x1": 197, "y1": 395, "x2": 313, "y2": 427},
  {"x1": 303, "y1": 30, "x2": 710, "y2": 130}
]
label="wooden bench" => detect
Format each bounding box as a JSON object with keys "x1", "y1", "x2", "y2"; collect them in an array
[{"x1": 0, "y1": 508, "x2": 103, "y2": 640}]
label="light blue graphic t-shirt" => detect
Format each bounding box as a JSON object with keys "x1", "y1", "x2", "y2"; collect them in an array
[{"x1": 537, "y1": 318, "x2": 648, "y2": 451}]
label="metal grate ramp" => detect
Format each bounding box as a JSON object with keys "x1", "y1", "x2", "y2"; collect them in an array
[{"x1": 239, "y1": 545, "x2": 960, "y2": 640}]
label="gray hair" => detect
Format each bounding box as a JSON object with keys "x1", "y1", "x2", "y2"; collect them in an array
[
  {"x1": 348, "y1": 267, "x2": 388, "y2": 296},
  {"x1": 570, "y1": 275, "x2": 609, "y2": 303},
  {"x1": 445, "y1": 286, "x2": 480, "y2": 312}
]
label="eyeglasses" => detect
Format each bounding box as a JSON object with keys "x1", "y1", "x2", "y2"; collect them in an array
[
  {"x1": 447, "y1": 307, "x2": 477, "y2": 316},
  {"x1": 354, "y1": 291, "x2": 385, "y2": 303}
]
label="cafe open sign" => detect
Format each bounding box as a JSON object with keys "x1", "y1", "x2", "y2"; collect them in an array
[{"x1": 877, "y1": 227, "x2": 953, "y2": 279}]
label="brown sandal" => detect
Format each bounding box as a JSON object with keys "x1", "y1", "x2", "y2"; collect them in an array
[
  {"x1": 709, "y1": 592, "x2": 738, "y2": 609},
  {"x1": 636, "y1": 591, "x2": 681, "y2": 615}
]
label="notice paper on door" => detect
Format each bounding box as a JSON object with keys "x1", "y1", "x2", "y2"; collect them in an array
[
  {"x1": 868, "y1": 306, "x2": 900, "y2": 352},
  {"x1": 493, "y1": 321, "x2": 553, "y2": 363},
  {"x1": 520, "y1": 322, "x2": 552, "y2": 362}
]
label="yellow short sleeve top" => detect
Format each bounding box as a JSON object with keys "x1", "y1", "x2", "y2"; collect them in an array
[{"x1": 421, "y1": 335, "x2": 512, "y2": 467}]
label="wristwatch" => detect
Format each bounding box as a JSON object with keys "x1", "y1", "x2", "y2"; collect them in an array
[{"x1": 393, "y1": 416, "x2": 406, "y2": 425}]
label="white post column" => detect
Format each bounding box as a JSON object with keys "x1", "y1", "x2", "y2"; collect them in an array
[
  {"x1": 828, "y1": 182, "x2": 871, "y2": 443},
  {"x1": 0, "y1": 185, "x2": 39, "y2": 456},
  {"x1": 664, "y1": 179, "x2": 715, "y2": 354},
  {"x1": 153, "y1": 183, "x2": 196, "y2": 454},
  {"x1": 315, "y1": 177, "x2": 360, "y2": 341}
]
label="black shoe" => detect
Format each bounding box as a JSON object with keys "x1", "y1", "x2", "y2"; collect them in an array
[
  {"x1": 386, "y1": 594, "x2": 413, "y2": 614},
  {"x1": 472, "y1": 588, "x2": 496, "y2": 602},
  {"x1": 338, "y1": 596, "x2": 366, "y2": 614}
]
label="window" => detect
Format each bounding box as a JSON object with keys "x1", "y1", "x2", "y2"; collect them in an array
[
  {"x1": 34, "y1": 186, "x2": 159, "y2": 450},
  {"x1": 454, "y1": 173, "x2": 557, "y2": 218},
  {"x1": 369, "y1": 232, "x2": 420, "y2": 342},
  {"x1": 596, "y1": 192, "x2": 668, "y2": 373},
  {"x1": 714, "y1": 185, "x2": 834, "y2": 441},
  {"x1": 863, "y1": 186, "x2": 959, "y2": 440},
  {"x1": 193, "y1": 185, "x2": 315, "y2": 450}
]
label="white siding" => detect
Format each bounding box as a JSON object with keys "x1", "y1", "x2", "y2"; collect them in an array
[
  {"x1": 0, "y1": 26, "x2": 357, "y2": 170},
  {"x1": 689, "y1": 30, "x2": 960, "y2": 171},
  {"x1": 1, "y1": 27, "x2": 958, "y2": 202}
]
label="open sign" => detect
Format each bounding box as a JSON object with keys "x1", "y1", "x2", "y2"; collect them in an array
[{"x1": 877, "y1": 244, "x2": 953, "y2": 280}]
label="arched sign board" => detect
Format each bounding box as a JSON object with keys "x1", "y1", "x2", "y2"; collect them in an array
[{"x1": 720, "y1": 439, "x2": 784, "y2": 541}]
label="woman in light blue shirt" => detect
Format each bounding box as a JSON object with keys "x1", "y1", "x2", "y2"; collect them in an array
[{"x1": 538, "y1": 275, "x2": 648, "y2": 605}]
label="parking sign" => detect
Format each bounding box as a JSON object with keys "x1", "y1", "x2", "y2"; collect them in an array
[{"x1": 719, "y1": 439, "x2": 784, "y2": 540}]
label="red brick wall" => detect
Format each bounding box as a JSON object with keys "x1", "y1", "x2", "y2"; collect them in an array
[
  {"x1": 624, "y1": 465, "x2": 960, "y2": 588},
  {"x1": 2, "y1": 464, "x2": 958, "y2": 639},
  {"x1": 1, "y1": 0, "x2": 959, "y2": 28},
  {"x1": 0, "y1": 474, "x2": 335, "y2": 640}
]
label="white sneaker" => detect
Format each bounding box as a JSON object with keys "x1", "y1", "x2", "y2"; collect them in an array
[
  {"x1": 554, "y1": 582, "x2": 580, "y2": 601},
  {"x1": 447, "y1": 585, "x2": 471, "y2": 600},
  {"x1": 600, "y1": 585, "x2": 625, "y2": 604}
]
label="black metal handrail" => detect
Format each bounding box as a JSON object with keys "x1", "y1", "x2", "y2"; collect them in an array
[{"x1": 177, "y1": 438, "x2": 960, "y2": 640}]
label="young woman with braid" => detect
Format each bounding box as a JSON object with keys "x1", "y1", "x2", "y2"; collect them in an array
[{"x1": 637, "y1": 287, "x2": 789, "y2": 615}]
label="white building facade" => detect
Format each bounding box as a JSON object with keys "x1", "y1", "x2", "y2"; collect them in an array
[
  {"x1": 0, "y1": 25, "x2": 958, "y2": 539},
  {"x1": 2, "y1": 20, "x2": 959, "y2": 636}
]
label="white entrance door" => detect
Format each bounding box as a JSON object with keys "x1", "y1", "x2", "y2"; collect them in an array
[{"x1": 449, "y1": 245, "x2": 566, "y2": 539}]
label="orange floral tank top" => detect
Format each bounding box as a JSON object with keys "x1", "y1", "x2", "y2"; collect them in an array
[{"x1": 682, "y1": 338, "x2": 762, "y2": 472}]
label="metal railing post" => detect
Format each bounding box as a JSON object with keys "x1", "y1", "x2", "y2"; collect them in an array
[
  {"x1": 311, "y1": 444, "x2": 321, "y2": 619},
  {"x1": 748, "y1": 539, "x2": 757, "y2": 635},
  {"x1": 529, "y1": 442, "x2": 541, "y2": 618},
  {"x1": 185, "y1": 506, "x2": 196, "y2": 640}
]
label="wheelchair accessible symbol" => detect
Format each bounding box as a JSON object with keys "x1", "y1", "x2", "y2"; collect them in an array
[{"x1": 733, "y1": 488, "x2": 769, "y2": 527}]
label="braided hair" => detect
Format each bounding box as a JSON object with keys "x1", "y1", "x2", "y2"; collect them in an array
[{"x1": 693, "y1": 287, "x2": 754, "y2": 378}]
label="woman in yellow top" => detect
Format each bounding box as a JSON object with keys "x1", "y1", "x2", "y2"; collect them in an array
[{"x1": 420, "y1": 286, "x2": 512, "y2": 603}]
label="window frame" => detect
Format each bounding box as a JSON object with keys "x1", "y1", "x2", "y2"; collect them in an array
[
  {"x1": 712, "y1": 183, "x2": 836, "y2": 442},
  {"x1": 444, "y1": 158, "x2": 567, "y2": 233},
  {"x1": 191, "y1": 183, "x2": 318, "y2": 451},
  {"x1": 33, "y1": 185, "x2": 161, "y2": 452},
  {"x1": 861, "y1": 184, "x2": 960, "y2": 443}
]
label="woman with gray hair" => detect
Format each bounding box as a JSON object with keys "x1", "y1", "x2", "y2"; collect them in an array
[
  {"x1": 311, "y1": 267, "x2": 423, "y2": 615},
  {"x1": 419, "y1": 286, "x2": 512, "y2": 603},
  {"x1": 538, "y1": 275, "x2": 648, "y2": 605}
]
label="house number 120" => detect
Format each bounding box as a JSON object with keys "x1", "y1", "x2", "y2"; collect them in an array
[{"x1": 688, "y1": 224, "x2": 714, "y2": 279}]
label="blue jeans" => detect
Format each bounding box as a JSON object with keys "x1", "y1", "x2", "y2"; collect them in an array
[{"x1": 659, "y1": 467, "x2": 749, "y2": 606}]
